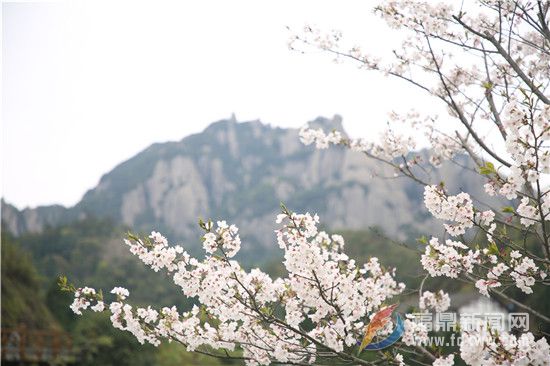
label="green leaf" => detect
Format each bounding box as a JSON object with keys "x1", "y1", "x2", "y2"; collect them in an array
[
  {"x1": 417, "y1": 235, "x2": 428, "y2": 245},
  {"x1": 480, "y1": 162, "x2": 496, "y2": 175},
  {"x1": 57, "y1": 275, "x2": 67, "y2": 288},
  {"x1": 280, "y1": 202, "x2": 291, "y2": 215},
  {"x1": 127, "y1": 231, "x2": 139, "y2": 241},
  {"x1": 502, "y1": 206, "x2": 515, "y2": 213},
  {"x1": 488, "y1": 242, "x2": 499, "y2": 256}
]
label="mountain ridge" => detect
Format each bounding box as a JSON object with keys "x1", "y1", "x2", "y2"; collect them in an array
[{"x1": 1, "y1": 115, "x2": 490, "y2": 253}]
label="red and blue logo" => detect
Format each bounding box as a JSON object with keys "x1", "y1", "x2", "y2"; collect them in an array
[{"x1": 358, "y1": 303, "x2": 404, "y2": 353}]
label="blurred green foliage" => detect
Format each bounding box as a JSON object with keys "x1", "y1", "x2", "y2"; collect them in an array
[
  {"x1": 1, "y1": 232, "x2": 58, "y2": 329},
  {"x1": 1, "y1": 221, "x2": 204, "y2": 365},
  {"x1": 3, "y1": 216, "x2": 548, "y2": 365}
]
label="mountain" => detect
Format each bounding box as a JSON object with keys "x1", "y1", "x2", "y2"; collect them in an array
[
  {"x1": 1, "y1": 115, "x2": 492, "y2": 255},
  {"x1": 1, "y1": 200, "x2": 71, "y2": 236}
]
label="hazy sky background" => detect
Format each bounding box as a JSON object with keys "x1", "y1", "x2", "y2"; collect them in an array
[{"x1": 2, "y1": 0, "x2": 438, "y2": 209}]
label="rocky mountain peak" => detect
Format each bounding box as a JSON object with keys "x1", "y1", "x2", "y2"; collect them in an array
[
  {"x1": 307, "y1": 114, "x2": 345, "y2": 134},
  {"x1": 1, "y1": 116, "x2": 492, "y2": 259}
]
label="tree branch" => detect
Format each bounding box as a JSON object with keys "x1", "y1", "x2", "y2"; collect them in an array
[{"x1": 453, "y1": 15, "x2": 550, "y2": 105}]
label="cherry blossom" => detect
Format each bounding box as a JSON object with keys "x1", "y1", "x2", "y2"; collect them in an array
[
  {"x1": 421, "y1": 237, "x2": 480, "y2": 278},
  {"x1": 432, "y1": 354, "x2": 454, "y2": 366},
  {"x1": 419, "y1": 290, "x2": 450, "y2": 313},
  {"x1": 63, "y1": 0, "x2": 550, "y2": 364},
  {"x1": 67, "y1": 210, "x2": 405, "y2": 365},
  {"x1": 402, "y1": 315, "x2": 429, "y2": 346},
  {"x1": 424, "y1": 185, "x2": 474, "y2": 236},
  {"x1": 460, "y1": 322, "x2": 550, "y2": 366}
]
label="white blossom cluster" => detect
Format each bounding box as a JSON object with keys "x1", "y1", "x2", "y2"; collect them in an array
[
  {"x1": 503, "y1": 101, "x2": 550, "y2": 169},
  {"x1": 371, "y1": 128, "x2": 416, "y2": 161},
  {"x1": 474, "y1": 278, "x2": 501, "y2": 298},
  {"x1": 297, "y1": 108, "x2": 550, "y2": 300},
  {"x1": 424, "y1": 185, "x2": 474, "y2": 236},
  {"x1": 373, "y1": 0, "x2": 550, "y2": 106},
  {"x1": 298, "y1": 110, "x2": 473, "y2": 228},
  {"x1": 427, "y1": 132, "x2": 462, "y2": 167},
  {"x1": 402, "y1": 315, "x2": 429, "y2": 346},
  {"x1": 418, "y1": 290, "x2": 450, "y2": 313},
  {"x1": 275, "y1": 212, "x2": 405, "y2": 351},
  {"x1": 421, "y1": 237, "x2": 480, "y2": 278},
  {"x1": 111, "y1": 286, "x2": 129, "y2": 299},
  {"x1": 481, "y1": 101, "x2": 550, "y2": 202},
  {"x1": 376, "y1": 1, "x2": 454, "y2": 35},
  {"x1": 125, "y1": 231, "x2": 184, "y2": 272},
  {"x1": 474, "y1": 248, "x2": 545, "y2": 297},
  {"x1": 421, "y1": 181, "x2": 546, "y2": 297},
  {"x1": 292, "y1": 1, "x2": 550, "y2": 201},
  {"x1": 494, "y1": 166, "x2": 525, "y2": 201},
  {"x1": 288, "y1": 25, "x2": 342, "y2": 53},
  {"x1": 298, "y1": 125, "x2": 343, "y2": 149},
  {"x1": 69, "y1": 211, "x2": 406, "y2": 365},
  {"x1": 474, "y1": 261, "x2": 508, "y2": 297},
  {"x1": 109, "y1": 300, "x2": 162, "y2": 346},
  {"x1": 299, "y1": 111, "x2": 461, "y2": 166},
  {"x1": 70, "y1": 287, "x2": 104, "y2": 315},
  {"x1": 474, "y1": 210, "x2": 496, "y2": 242},
  {"x1": 517, "y1": 197, "x2": 546, "y2": 228},
  {"x1": 432, "y1": 354, "x2": 454, "y2": 366},
  {"x1": 202, "y1": 220, "x2": 241, "y2": 257},
  {"x1": 395, "y1": 353, "x2": 405, "y2": 366},
  {"x1": 509, "y1": 251, "x2": 539, "y2": 294},
  {"x1": 460, "y1": 322, "x2": 550, "y2": 366},
  {"x1": 392, "y1": 111, "x2": 462, "y2": 167}
]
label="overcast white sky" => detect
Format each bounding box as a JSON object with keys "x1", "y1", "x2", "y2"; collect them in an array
[{"x1": 2, "y1": 0, "x2": 437, "y2": 209}]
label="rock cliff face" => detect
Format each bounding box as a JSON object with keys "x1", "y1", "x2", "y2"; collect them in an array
[
  {"x1": 1, "y1": 200, "x2": 69, "y2": 236},
  {"x1": 1, "y1": 116, "x2": 491, "y2": 253}
]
